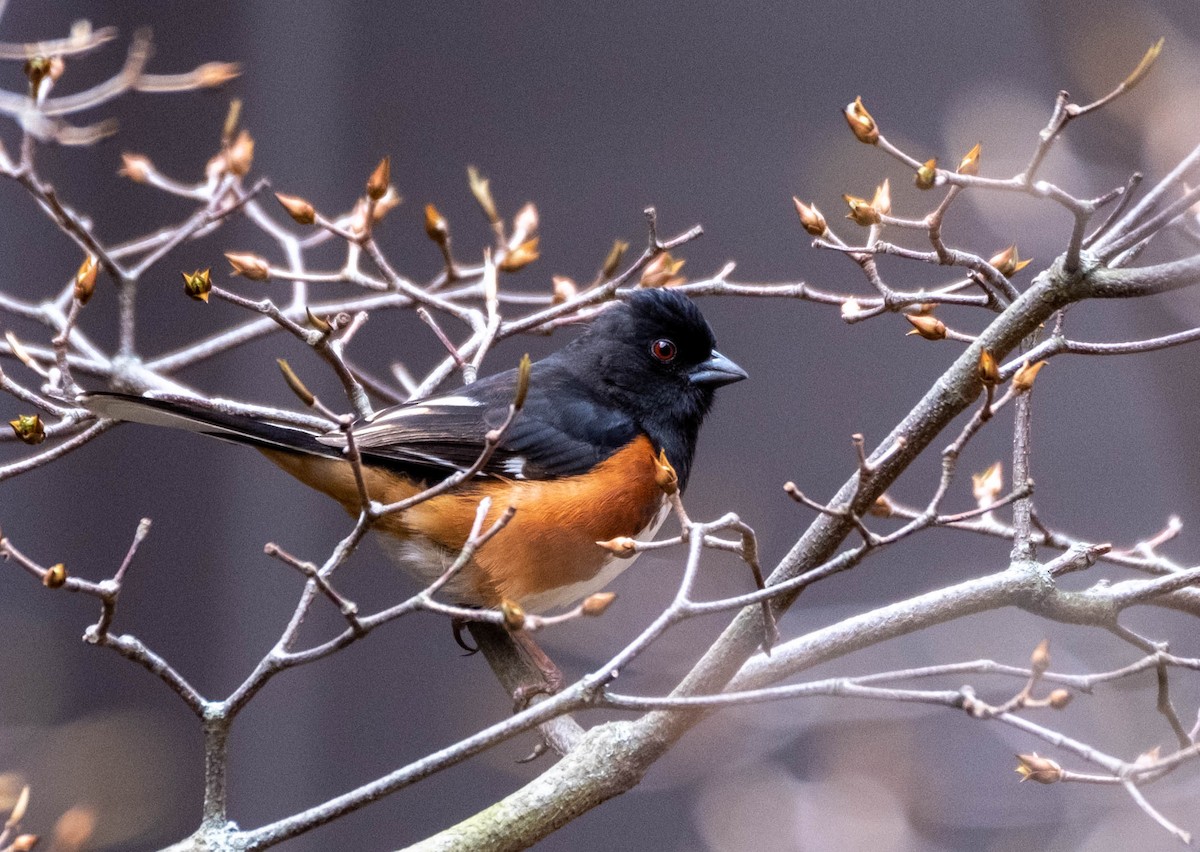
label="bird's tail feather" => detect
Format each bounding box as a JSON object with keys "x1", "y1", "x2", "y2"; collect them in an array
[{"x1": 79, "y1": 391, "x2": 337, "y2": 458}]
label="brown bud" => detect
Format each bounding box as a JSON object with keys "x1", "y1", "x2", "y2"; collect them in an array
[
  {"x1": 225, "y1": 252, "x2": 271, "y2": 281},
  {"x1": 276, "y1": 359, "x2": 315, "y2": 407},
  {"x1": 182, "y1": 268, "x2": 212, "y2": 302},
  {"x1": 977, "y1": 349, "x2": 1000, "y2": 385},
  {"x1": 957, "y1": 142, "x2": 981, "y2": 176},
  {"x1": 9, "y1": 414, "x2": 45, "y2": 445},
  {"x1": 500, "y1": 599, "x2": 526, "y2": 631},
  {"x1": 366, "y1": 156, "x2": 391, "y2": 201},
  {"x1": 843, "y1": 194, "x2": 881, "y2": 226},
  {"x1": 424, "y1": 204, "x2": 449, "y2": 245},
  {"x1": 596, "y1": 537, "x2": 639, "y2": 558},
  {"x1": 513, "y1": 354, "x2": 532, "y2": 410},
  {"x1": 118, "y1": 152, "x2": 152, "y2": 183},
  {"x1": 467, "y1": 165, "x2": 499, "y2": 223},
  {"x1": 654, "y1": 449, "x2": 679, "y2": 495},
  {"x1": 510, "y1": 202, "x2": 539, "y2": 246},
  {"x1": 972, "y1": 461, "x2": 1003, "y2": 507},
  {"x1": 871, "y1": 179, "x2": 892, "y2": 217},
  {"x1": 43, "y1": 563, "x2": 67, "y2": 588},
  {"x1": 905, "y1": 314, "x2": 946, "y2": 340},
  {"x1": 602, "y1": 240, "x2": 629, "y2": 279},
  {"x1": 551, "y1": 276, "x2": 577, "y2": 305},
  {"x1": 52, "y1": 804, "x2": 97, "y2": 852},
  {"x1": 11, "y1": 834, "x2": 39, "y2": 852},
  {"x1": 1030, "y1": 638, "x2": 1051, "y2": 674},
  {"x1": 915, "y1": 158, "x2": 937, "y2": 190},
  {"x1": 74, "y1": 255, "x2": 99, "y2": 305},
  {"x1": 275, "y1": 193, "x2": 316, "y2": 225},
  {"x1": 792, "y1": 197, "x2": 827, "y2": 236},
  {"x1": 1015, "y1": 753, "x2": 1062, "y2": 784},
  {"x1": 989, "y1": 244, "x2": 1032, "y2": 277},
  {"x1": 867, "y1": 494, "x2": 894, "y2": 518},
  {"x1": 499, "y1": 238, "x2": 540, "y2": 273},
  {"x1": 581, "y1": 592, "x2": 617, "y2": 616},
  {"x1": 226, "y1": 129, "x2": 254, "y2": 177},
  {"x1": 1135, "y1": 746, "x2": 1162, "y2": 767},
  {"x1": 640, "y1": 252, "x2": 686, "y2": 288},
  {"x1": 843, "y1": 95, "x2": 879, "y2": 144},
  {"x1": 1012, "y1": 360, "x2": 1047, "y2": 393},
  {"x1": 23, "y1": 56, "x2": 52, "y2": 98},
  {"x1": 1047, "y1": 689, "x2": 1072, "y2": 709},
  {"x1": 371, "y1": 186, "x2": 402, "y2": 223},
  {"x1": 196, "y1": 62, "x2": 241, "y2": 88}
]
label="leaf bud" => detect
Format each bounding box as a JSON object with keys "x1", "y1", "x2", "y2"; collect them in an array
[
  {"x1": 957, "y1": 142, "x2": 981, "y2": 176},
  {"x1": 792, "y1": 197, "x2": 827, "y2": 236},
  {"x1": 915, "y1": 158, "x2": 937, "y2": 190},
  {"x1": 500, "y1": 599, "x2": 526, "y2": 631},
  {"x1": 43, "y1": 563, "x2": 67, "y2": 588},
  {"x1": 582, "y1": 592, "x2": 617, "y2": 616},
  {"x1": 366, "y1": 156, "x2": 391, "y2": 201},
  {"x1": 224, "y1": 252, "x2": 271, "y2": 281},
  {"x1": 182, "y1": 268, "x2": 212, "y2": 302},
  {"x1": 843, "y1": 95, "x2": 879, "y2": 144},
  {"x1": 424, "y1": 204, "x2": 449, "y2": 245},
  {"x1": 74, "y1": 255, "x2": 99, "y2": 305},
  {"x1": 9, "y1": 414, "x2": 45, "y2": 445},
  {"x1": 905, "y1": 314, "x2": 946, "y2": 340},
  {"x1": 1015, "y1": 753, "x2": 1062, "y2": 784},
  {"x1": 275, "y1": 193, "x2": 316, "y2": 225}
]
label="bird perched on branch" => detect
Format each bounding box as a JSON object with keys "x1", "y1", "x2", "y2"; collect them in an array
[{"x1": 81, "y1": 288, "x2": 746, "y2": 614}]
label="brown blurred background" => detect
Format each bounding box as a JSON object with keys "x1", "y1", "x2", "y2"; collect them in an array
[{"x1": 2, "y1": 1, "x2": 1200, "y2": 849}]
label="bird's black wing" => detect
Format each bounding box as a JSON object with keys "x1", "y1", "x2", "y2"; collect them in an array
[{"x1": 323, "y1": 363, "x2": 639, "y2": 480}]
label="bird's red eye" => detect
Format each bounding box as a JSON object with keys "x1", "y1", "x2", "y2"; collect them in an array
[{"x1": 651, "y1": 338, "x2": 677, "y2": 363}]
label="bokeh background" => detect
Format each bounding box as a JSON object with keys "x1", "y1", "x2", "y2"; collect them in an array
[{"x1": 2, "y1": 1, "x2": 1200, "y2": 849}]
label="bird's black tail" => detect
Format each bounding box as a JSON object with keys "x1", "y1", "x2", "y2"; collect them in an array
[{"x1": 79, "y1": 391, "x2": 339, "y2": 459}]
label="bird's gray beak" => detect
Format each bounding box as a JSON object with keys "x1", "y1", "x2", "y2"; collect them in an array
[{"x1": 689, "y1": 350, "x2": 748, "y2": 387}]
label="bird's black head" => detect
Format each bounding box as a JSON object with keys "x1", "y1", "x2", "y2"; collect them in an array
[{"x1": 562, "y1": 288, "x2": 746, "y2": 488}]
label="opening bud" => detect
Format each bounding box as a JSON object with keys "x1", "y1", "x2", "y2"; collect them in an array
[
  {"x1": 843, "y1": 194, "x2": 881, "y2": 226},
  {"x1": 915, "y1": 158, "x2": 937, "y2": 190},
  {"x1": 500, "y1": 599, "x2": 526, "y2": 631},
  {"x1": 654, "y1": 449, "x2": 679, "y2": 495},
  {"x1": 43, "y1": 563, "x2": 67, "y2": 588},
  {"x1": 225, "y1": 252, "x2": 271, "y2": 281},
  {"x1": 1015, "y1": 753, "x2": 1062, "y2": 784},
  {"x1": 9, "y1": 414, "x2": 46, "y2": 445},
  {"x1": 118, "y1": 152, "x2": 152, "y2": 184},
  {"x1": 905, "y1": 314, "x2": 946, "y2": 340},
  {"x1": 957, "y1": 142, "x2": 981, "y2": 176},
  {"x1": 792, "y1": 197, "x2": 827, "y2": 236},
  {"x1": 843, "y1": 96, "x2": 879, "y2": 144}
]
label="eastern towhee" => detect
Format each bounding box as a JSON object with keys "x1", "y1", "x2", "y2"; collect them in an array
[{"x1": 81, "y1": 289, "x2": 745, "y2": 613}]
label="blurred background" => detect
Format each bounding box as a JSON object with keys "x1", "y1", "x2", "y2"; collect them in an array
[{"x1": 2, "y1": 1, "x2": 1200, "y2": 849}]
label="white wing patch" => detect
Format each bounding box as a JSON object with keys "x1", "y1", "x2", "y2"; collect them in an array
[
  {"x1": 501, "y1": 456, "x2": 528, "y2": 479},
  {"x1": 367, "y1": 395, "x2": 482, "y2": 424},
  {"x1": 424, "y1": 395, "x2": 481, "y2": 407}
]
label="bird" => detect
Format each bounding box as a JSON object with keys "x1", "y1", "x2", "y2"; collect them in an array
[{"x1": 80, "y1": 288, "x2": 746, "y2": 615}]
